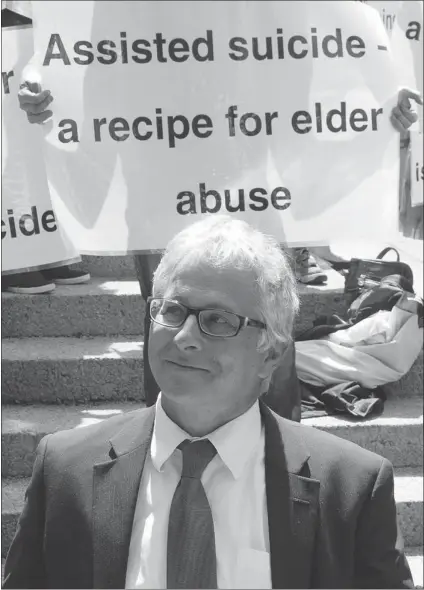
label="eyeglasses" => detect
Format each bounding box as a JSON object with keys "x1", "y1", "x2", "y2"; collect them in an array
[{"x1": 148, "y1": 297, "x2": 266, "y2": 338}]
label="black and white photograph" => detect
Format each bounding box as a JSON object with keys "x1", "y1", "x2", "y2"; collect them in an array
[{"x1": 1, "y1": 0, "x2": 423, "y2": 588}]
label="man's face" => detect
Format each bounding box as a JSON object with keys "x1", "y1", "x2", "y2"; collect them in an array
[{"x1": 148, "y1": 261, "x2": 277, "y2": 416}]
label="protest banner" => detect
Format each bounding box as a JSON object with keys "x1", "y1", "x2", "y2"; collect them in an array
[
  {"x1": 30, "y1": 0, "x2": 402, "y2": 253},
  {"x1": 365, "y1": 0, "x2": 423, "y2": 213},
  {"x1": 410, "y1": 129, "x2": 423, "y2": 207},
  {"x1": 1, "y1": 2, "x2": 80, "y2": 274},
  {"x1": 365, "y1": 0, "x2": 422, "y2": 121},
  {"x1": 391, "y1": 1, "x2": 423, "y2": 211},
  {"x1": 364, "y1": 1, "x2": 422, "y2": 85},
  {"x1": 361, "y1": 1, "x2": 402, "y2": 35}
]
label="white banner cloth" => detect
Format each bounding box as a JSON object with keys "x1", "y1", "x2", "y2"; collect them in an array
[
  {"x1": 29, "y1": 0, "x2": 402, "y2": 253},
  {"x1": 2, "y1": 16, "x2": 79, "y2": 273}
]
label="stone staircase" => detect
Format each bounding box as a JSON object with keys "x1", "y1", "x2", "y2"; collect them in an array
[{"x1": 1, "y1": 255, "x2": 423, "y2": 586}]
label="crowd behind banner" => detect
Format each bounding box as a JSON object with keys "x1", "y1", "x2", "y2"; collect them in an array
[
  {"x1": 1, "y1": 0, "x2": 80, "y2": 273},
  {"x1": 1, "y1": 0, "x2": 423, "y2": 274}
]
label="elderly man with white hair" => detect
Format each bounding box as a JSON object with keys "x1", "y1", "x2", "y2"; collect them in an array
[{"x1": 4, "y1": 215, "x2": 413, "y2": 589}]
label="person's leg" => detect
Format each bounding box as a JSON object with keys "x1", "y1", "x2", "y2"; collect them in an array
[
  {"x1": 133, "y1": 253, "x2": 162, "y2": 407},
  {"x1": 261, "y1": 339, "x2": 301, "y2": 422},
  {"x1": 42, "y1": 264, "x2": 90, "y2": 285},
  {"x1": 2, "y1": 270, "x2": 56, "y2": 294}
]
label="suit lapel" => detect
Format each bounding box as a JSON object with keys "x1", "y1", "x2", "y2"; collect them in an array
[
  {"x1": 92, "y1": 407, "x2": 155, "y2": 589},
  {"x1": 260, "y1": 402, "x2": 320, "y2": 589},
  {"x1": 91, "y1": 402, "x2": 319, "y2": 588}
]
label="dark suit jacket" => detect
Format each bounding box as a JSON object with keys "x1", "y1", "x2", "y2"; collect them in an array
[{"x1": 3, "y1": 402, "x2": 413, "y2": 589}]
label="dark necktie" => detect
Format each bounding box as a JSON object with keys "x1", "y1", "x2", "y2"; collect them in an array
[{"x1": 167, "y1": 439, "x2": 218, "y2": 589}]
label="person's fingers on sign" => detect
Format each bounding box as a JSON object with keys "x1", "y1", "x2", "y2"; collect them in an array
[
  {"x1": 390, "y1": 87, "x2": 423, "y2": 132},
  {"x1": 18, "y1": 80, "x2": 53, "y2": 124}
]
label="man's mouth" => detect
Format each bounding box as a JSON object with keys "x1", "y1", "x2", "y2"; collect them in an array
[{"x1": 166, "y1": 360, "x2": 209, "y2": 372}]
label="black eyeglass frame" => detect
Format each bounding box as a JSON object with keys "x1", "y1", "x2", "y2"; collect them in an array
[{"x1": 147, "y1": 296, "x2": 266, "y2": 338}]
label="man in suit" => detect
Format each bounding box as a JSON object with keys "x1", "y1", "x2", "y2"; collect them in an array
[{"x1": 3, "y1": 215, "x2": 413, "y2": 589}]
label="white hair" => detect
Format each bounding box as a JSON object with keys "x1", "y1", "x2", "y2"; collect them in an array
[{"x1": 152, "y1": 215, "x2": 299, "y2": 352}]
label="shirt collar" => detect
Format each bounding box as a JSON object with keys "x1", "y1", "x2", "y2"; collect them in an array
[{"x1": 151, "y1": 394, "x2": 262, "y2": 480}]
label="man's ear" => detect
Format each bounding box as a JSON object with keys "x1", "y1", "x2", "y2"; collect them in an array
[{"x1": 258, "y1": 340, "x2": 288, "y2": 379}]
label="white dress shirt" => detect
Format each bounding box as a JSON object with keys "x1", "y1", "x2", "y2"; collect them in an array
[{"x1": 125, "y1": 395, "x2": 271, "y2": 589}]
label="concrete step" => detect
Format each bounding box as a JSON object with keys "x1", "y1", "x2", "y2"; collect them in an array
[
  {"x1": 2, "y1": 331, "x2": 422, "y2": 405},
  {"x1": 406, "y1": 547, "x2": 424, "y2": 588},
  {"x1": 394, "y1": 468, "x2": 424, "y2": 548},
  {"x1": 2, "y1": 336, "x2": 144, "y2": 404},
  {"x1": 78, "y1": 253, "x2": 347, "y2": 283},
  {"x1": 1, "y1": 279, "x2": 145, "y2": 338},
  {"x1": 2, "y1": 397, "x2": 422, "y2": 480},
  {"x1": 2, "y1": 401, "x2": 140, "y2": 477},
  {"x1": 1, "y1": 272, "x2": 348, "y2": 338},
  {"x1": 2, "y1": 467, "x2": 421, "y2": 558},
  {"x1": 79, "y1": 254, "x2": 137, "y2": 279},
  {"x1": 302, "y1": 396, "x2": 423, "y2": 469},
  {"x1": 382, "y1": 350, "x2": 423, "y2": 399}
]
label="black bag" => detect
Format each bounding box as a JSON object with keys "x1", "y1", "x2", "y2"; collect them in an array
[
  {"x1": 347, "y1": 274, "x2": 418, "y2": 324},
  {"x1": 344, "y1": 247, "x2": 414, "y2": 303}
]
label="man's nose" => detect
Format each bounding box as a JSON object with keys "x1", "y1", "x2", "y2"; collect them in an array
[{"x1": 174, "y1": 313, "x2": 203, "y2": 351}]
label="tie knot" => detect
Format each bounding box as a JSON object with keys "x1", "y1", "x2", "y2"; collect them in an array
[{"x1": 178, "y1": 439, "x2": 217, "y2": 479}]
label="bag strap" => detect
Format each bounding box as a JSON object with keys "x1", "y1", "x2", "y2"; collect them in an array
[{"x1": 376, "y1": 247, "x2": 400, "y2": 261}]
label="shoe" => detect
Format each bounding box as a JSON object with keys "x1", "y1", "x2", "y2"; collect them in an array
[
  {"x1": 293, "y1": 248, "x2": 328, "y2": 285},
  {"x1": 42, "y1": 266, "x2": 91, "y2": 285},
  {"x1": 2, "y1": 271, "x2": 55, "y2": 294}
]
